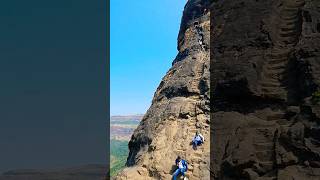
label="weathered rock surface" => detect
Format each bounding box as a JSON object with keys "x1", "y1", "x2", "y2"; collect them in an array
[
  {"x1": 211, "y1": 0, "x2": 320, "y2": 179},
  {"x1": 114, "y1": 0, "x2": 211, "y2": 179}
]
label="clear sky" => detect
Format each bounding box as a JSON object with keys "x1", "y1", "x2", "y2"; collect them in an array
[{"x1": 111, "y1": 0, "x2": 186, "y2": 116}]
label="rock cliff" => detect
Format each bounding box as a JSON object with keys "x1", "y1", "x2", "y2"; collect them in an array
[
  {"x1": 114, "y1": 0, "x2": 211, "y2": 179},
  {"x1": 211, "y1": 0, "x2": 320, "y2": 179}
]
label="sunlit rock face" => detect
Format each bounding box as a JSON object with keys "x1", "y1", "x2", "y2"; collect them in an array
[{"x1": 114, "y1": 0, "x2": 211, "y2": 179}]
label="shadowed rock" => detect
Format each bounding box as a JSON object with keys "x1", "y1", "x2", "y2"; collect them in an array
[{"x1": 211, "y1": 0, "x2": 320, "y2": 179}]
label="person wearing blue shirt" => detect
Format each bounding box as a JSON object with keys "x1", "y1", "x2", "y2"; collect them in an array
[
  {"x1": 173, "y1": 156, "x2": 188, "y2": 180},
  {"x1": 192, "y1": 131, "x2": 204, "y2": 150}
]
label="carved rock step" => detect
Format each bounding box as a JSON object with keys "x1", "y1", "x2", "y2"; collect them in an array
[
  {"x1": 190, "y1": 156, "x2": 202, "y2": 164},
  {"x1": 254, "y1": 129, "x2": 275, "y2": 140},
  {"x1": 260, "y1": 81, "x2": 281, "y2": 88},
  {"x1": 263, "y1": 68, "x2": 286, "y2": 77},
  {"x1": 262, "y1": 92, "x2": 287, "y2": 100},
  {"x1": 281, "y1": 27, "x2": 298, "y2": 32},
  {"x1": 276, "y1": 34, "x2": 297, "y2": 42},
  {"x1": 276, "y1": 119, "x2": 291, "y2": 127},
  {"x1": 262, "y1": 73, "x2": 282, "y2": 81},
  {"x1": 262, "y1": 75, "x2": 282, "y2": 82},
  {"x1": 266, "y1": 112, "x2": 286, "y2": 120},
  {"x1": 284, "y1": 2, "x2": 305, "y2": 8},
  {"x1": 257, "y1": 176, "x2": 277, "y2": 180},
  {"x1": 254, "y1": 142, "x2": 274, "y2": 151},
  {"x1": 268, "y1": 56, "x2": 289, "y2": 63},
  {"x1": 268, "y1": 57, "x2": 288, "y2": 64},
  {"x1": 257, "y1": 161, "x2": 274, "y2": 172},
  {"x1": 265, "y1": 62, "x2": 287, "y2": 70},
  {"x1": 256, "y1": 150, "x2": 275, "y2": 161},
  {"x1": 279, "y1": 30, "x2": 299, "y2": 37},
  {"x1": 280, "y1": 13, "x2": 299, "y2": 21},
  {"x1": 188, "y1": 128, "x2": 198, "y2": 134},
  {"x1": 281, "y1": 21, "x2": 299, "y2": 30},
  {"x1": 261, "y1": 87, "x2": 286, "y2": 94},
  {"x1": 267, "y1": 51, "x2": 290, "y2": 59}
]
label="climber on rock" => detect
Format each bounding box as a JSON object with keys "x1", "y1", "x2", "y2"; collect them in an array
[
  {"x1": 172, "y1": 156, "x2": 188, "y2": 180},
  {"x1": 192, "y1": 131, "x2": 204, "y2": 150}
]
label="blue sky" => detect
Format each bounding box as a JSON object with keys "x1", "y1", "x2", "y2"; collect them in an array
[{"x1": 111, "y1": 0, "x2": 186, "y2": 115}]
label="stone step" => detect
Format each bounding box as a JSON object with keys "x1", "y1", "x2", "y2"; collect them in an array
[
  {"x1": 267, "y1": 112, "x2": 286, "y2": 120},
  {"x1": 264, "y1": 64, "x2": 286, "y2": 72},
  {"x1": 268, "y1": 57, "x2": 289, "y2": 63},
  {"x1": 281, "y1": 27, "x2": 297, "y2": 31},
  {"x1": 276, "y1": 35, "x2": 297, "y2": 42},
  {"x1": 273, "y1": 41, "x2": 296, "y2": 48},
  {"x1": 279, "y1": 28, "x2": 298, "y2": 34},
  {"x1": 256, "y1": 150, "x2": 274, "y2": 161},
  {"x1": 262, "y1": 75, "x2": 281, "y2": 82},
  {"x1": 281, "y1": 21, "x2": 298, "y2": 29},
  {"x1": 193, "y1": 150, "x2": 203, "y2": 155},
  {"x1": 277, "y1": 119, "x2": 290, "y2": 126},
  {"x1": 266, "y1": 62, "x2": 287, "y2": 70},
  {"x1": 282, "y1": 6, "x2": 300, "y2": 12},
  {"x1": 268, "y1": 51, "x2": 290, "y2": 59},
  {"x1": 261, "y1": 87, "x2": 286, "y2": 94},
  {"x1": 279, "y1": 31, "x2": 298, "y2": 38},
  {"x1": 283, "y1": 22, "x2": 299, "y2": 29},
  {"x1": 262, "y1": 92, "x2": 287, "y2": 100},
  {"x1": 257, "y1": 176, "x2": 277, "y2": 180},
  {"x1": 268, "y1": 57, "x2": 288, "y2": 64},
  {"x1": 254, "y1": 142, "x2": 274, "y2": 151},
  {"x1": 280, "y1": 13, "x2": 299, "y2": 21},
  {"x1": 253, "y1": 137, "x2": 274, "y2": 143},
  {"x1": 189, "y1": 129, "x2": 198, "y2": 133},
  {"x1": 258, "y1": 161, "x2": 274, "y2": 171},
  {"x1": 260, "y1": 81, "x2": 281, "y2": 88},
  {"x1": 285, "y1": 2, "x2": 305, "y2": 8},
  {"x1": 191, "y1": 156, "x2": 202, "y2": 163},
  {"x1": 279, "y1": 15, "x2": 299, "y2": 23},
  {"x1": 263, "y1": 70, "x2": 285, "y2": 79}
]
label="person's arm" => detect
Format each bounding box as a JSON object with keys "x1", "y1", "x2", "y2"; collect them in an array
[{"x1": 200, "y1": 134, "x2": 204, "y2": 141}]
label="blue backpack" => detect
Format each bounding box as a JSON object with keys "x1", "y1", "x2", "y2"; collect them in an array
[{"x1": 181, "y1": 160, "x2": 188, "y2": 170}]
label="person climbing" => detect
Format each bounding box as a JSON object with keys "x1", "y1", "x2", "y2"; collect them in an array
[
  {"x1": 172, "y1": 156, "x2": 188, "y2": 180},
  {"x1": 192, "y1": 131, "x2": 204, "y2": 150}
]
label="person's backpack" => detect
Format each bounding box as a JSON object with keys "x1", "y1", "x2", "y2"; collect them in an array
[{"x1": 181, "y1": 160, "x2": 188, "y2": 170}]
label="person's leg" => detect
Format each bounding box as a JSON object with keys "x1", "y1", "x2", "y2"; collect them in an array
[
  {"x1": 181, "y1": 168, "x2": 186, "y2": 177},
  {"x1": 193, "y1": 141, "x2": 198, "y2": 150},
  {"x1": 172, "y1": 168, "x2": 181, "y2": 180}
]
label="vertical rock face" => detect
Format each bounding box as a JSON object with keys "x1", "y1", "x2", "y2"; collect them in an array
[
  {"x1": 211, "y1": 0, "x2": 320, "y2": 179},
  {"x1": 114, "y1": 0, "x2": 211, "y2": 179}
]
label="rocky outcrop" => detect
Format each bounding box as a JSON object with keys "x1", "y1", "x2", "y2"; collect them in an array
[
  {"x1": 114, "y1": 0, "x2": 211, "y2": 179},
  {"x1": 211, "y1": 0, "x2": 320, "y2": 179}
]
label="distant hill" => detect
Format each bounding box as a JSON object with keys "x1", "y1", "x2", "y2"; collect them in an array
[
  {"x1": 110, "y1": 114, "x2": 143, "y2": 177},
  {"x1": 110, "y1": 114, "x2": 144, "y2": 121},
  {"x1": 110, "y1": 114, "x2": 143, "y2": 141}
]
